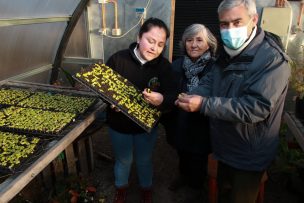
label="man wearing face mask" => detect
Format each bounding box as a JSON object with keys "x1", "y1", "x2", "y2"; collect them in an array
[{"x1": 175, "y1": 0, "x2": 290, "y2": 203}]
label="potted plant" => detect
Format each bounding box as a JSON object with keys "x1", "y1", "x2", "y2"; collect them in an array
[
  {"x1": 290, "y1": 61, "x2": 304, "y2": 120},
  {"x1": 270, "y1": 124, "x2": 304, "y2": 196}
]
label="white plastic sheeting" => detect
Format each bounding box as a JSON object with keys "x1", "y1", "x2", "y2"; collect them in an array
[
  {"x1": 0, "y1": 0, "x2": 79, "y2": 18},
  {"x1": 0, "y1": 23, "x2": 66, "y2": 80},
  {"x1": 0, "y1": 0, "x2": 81, "y2": 82}
]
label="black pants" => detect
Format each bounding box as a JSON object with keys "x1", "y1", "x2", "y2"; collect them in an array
[
  {"x1": 177, "y1": 149, "x2": 209, "y2": 189},
  {"x1": 217, "y1": 161, "x2": 265, "y2": 203}
]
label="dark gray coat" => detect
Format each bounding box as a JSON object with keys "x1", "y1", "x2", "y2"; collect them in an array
[
  {"x1": 191, "y1": 28, "x2": 291, "y2": 171},
  {"x1": 161, "y1": 57, "x2": 213, "y2": 155}
]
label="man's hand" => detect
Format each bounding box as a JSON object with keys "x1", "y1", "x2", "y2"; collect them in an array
[{"x1": 175, "y1": 93, "x2": 203, "y2": 112}]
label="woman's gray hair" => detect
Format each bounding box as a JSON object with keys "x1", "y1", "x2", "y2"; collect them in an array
[
  {"x1": 217, "y1": 0, "x2": 257, "y2": 17},
  {"x1": 180, "y1": 24, "x2": 217, "y2": 56}
]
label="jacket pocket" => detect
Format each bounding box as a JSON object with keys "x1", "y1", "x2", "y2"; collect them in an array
[{"x1": 247, "y1": 122, "x2": 266, "y2": 151}]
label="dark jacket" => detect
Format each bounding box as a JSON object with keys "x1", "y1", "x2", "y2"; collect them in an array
[
  {"x1": 106, "y1": 43, "x2": 178, "y2": 134},
  {"x1": 161, "y1": 57, "x2": 214, "y2": 155},
  {"x1": 191, "y1": 28, "x2": 291, "y2": 171}
]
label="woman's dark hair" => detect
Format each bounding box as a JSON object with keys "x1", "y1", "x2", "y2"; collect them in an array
[{"x1": 138, "y1": 17, "x2": 170, "y2": 39}]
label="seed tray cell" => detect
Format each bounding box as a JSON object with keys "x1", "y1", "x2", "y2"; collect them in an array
[
  {"x1": 17, "y1": 91, "x2": 97, "y2": 114},
  {"x1": 0, "y1": 106, "x2": 76, "y2": 135},
  {"x1": 74, "y1": 63, "x2": 161, "y2": 132},
  {"x1": 0, "y1": 131, "x2": 48, "y2": 174}
]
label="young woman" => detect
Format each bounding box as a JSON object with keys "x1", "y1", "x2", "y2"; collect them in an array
[{"x1": 105, "y1": 17, "x2": 178, "y2": 203}]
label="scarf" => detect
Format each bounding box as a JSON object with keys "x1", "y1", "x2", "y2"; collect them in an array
[{"x1": 183, "y1": 51, "x2": 211, "y2": 91}]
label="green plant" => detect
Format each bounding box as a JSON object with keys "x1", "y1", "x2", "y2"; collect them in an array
[
  {"x1": 271, "y1": 124, "x2": 304, "y2": 176},
  {"x1": 287, "y1": 29, "x2": 304, "y2": 99},
  {"x1": 290, "y1": 60, "x2": 304, "y2": 100},
  {"x1": 275, "y1": 137, "x2": 304, "y2": 174},
  {"x1": 0, "y1": 132, "x2": 40, "y2": 169},
  {"x1": 271, "y1": 126, "x2": 304, "y2": 196},
  {"x1": 50, "y1": 175, "x2": 97, "y2": 203},
  {"x1": 0, "y1": 106, "x2": 76, "y2": 134}
]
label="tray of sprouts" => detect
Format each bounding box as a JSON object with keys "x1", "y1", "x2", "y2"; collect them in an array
[
  {"x1": 17, "y1": 91, "x2": 97, "y2": 114},
  {"x1": 74, "y1": 63, "x2": 161, "y2": 133},
  {"x1": 0, "y1": 88, "x2": 32, "y2": 107},
  {"x1": 0, "y1": 106, "x2": 76, "y2": 136},
  {"x1": 0, "y1": 131, "x2": 47, "y2": 174}
]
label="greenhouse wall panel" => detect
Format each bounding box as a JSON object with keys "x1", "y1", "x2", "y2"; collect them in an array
[
  {"x1": 0, "y1": 23, "x2": 66, "y2": 80},
  {"x1": 0, "y1": 0, "x2": 80, "y2": 18}
]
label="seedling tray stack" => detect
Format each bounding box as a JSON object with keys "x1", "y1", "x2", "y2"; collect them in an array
[{"x1": 74, "y1": 63, "x2": 161, "y2": 132}]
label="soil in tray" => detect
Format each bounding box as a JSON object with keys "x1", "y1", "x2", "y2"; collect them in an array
[
  {"x1": 0, "y1": 131, "x2": 48, "y2": 174},
  {"x1": 74, "y1": 63, "x2": 161, "y2": 132}
]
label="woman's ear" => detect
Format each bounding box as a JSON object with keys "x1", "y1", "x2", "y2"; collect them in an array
[{"x1": 137, "y1": 36, "x2": 140, "y2": 44}]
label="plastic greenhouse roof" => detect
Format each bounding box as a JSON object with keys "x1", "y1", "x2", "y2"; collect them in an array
[{"x1": 0, "y1": 0, "x2": 82, "y2": 81}]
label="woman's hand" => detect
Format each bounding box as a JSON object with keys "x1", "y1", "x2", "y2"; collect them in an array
[
  {"x1": 175, "y1": 93, "x2": 203, "y2": 112},
  {"x1": 142, "y1": 88, "x2": 164, "y2": 106}
]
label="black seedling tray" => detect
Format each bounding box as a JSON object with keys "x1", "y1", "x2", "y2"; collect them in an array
[
  {"x1": 0, "y1": 107, "x2": 77, "y2": 137},
  {"x1": 15, "y1": 91, "x2": 98, "y2": 114},
  {"x1": 73, "y1": 63, "x2": 161, "y2": 133},
  {"x1": 0, "y1": 85, "x2": 98, "y2": 115},
  {"x1": 0, "y1": 125, "x2": 70, "y2": 138},
  {"x1": 75, "y1": 78, "x2": 154, "y2": 132},
  {"x1": 0, "y1": 84, "x2": 100, "y2": 137},
  {"x1": 15, "y1": 92, "x2": 98, "y2": 115},
  {"x1": 0, "y1": 86, "x2": 33, "y2": 106},
  {"x1": 0, "y1": 134, "x2": 51, "y2": 174}
]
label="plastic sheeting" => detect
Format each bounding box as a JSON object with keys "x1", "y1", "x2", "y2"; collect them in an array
[
  {"x1": 0, "y1": 0, "x2": 79, "y2": 18},
  {"x1": 0, "y1": 23, "x2": 66, "y2": 80},
  {"x1": 0, "y1": 0, "x2": 81, "y2": 82}
]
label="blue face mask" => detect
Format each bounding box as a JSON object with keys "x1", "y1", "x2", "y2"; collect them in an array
[{"x1": 220, "y1": 25, "x2": 248, "y2": 50}]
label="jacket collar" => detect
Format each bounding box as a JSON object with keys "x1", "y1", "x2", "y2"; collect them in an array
[{"x1": 218, "y1": 27, "x2": 264, "y2": 70}]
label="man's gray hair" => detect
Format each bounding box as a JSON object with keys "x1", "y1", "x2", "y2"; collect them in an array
[
  {"x1": 218, "y1": 0, "x2": 257, "y2": 17},
  {"x1": 180, "y1": 24, "x2": 217, "y2": 56}
]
